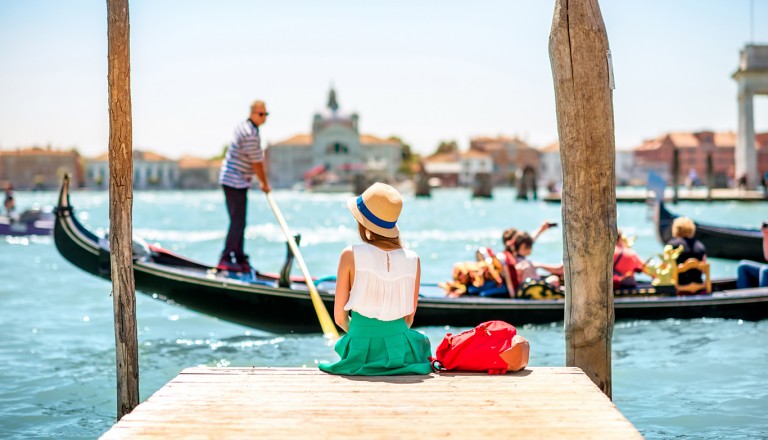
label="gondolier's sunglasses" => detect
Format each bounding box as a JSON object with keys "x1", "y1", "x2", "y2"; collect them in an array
[{"x1": 256, "y1": 112, "x2": 269, "y2": 117}]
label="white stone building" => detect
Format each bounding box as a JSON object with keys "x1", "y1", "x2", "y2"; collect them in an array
[
  {"x1": 458, "y1": 149, "x2": 493, "y2": 187},
  {"x1": 87, "y1": 150, "x2": 179, "y2": 189},
  {"x1": 266, "y1": 89, "x2": 403, "y2": 188},
  {"x1": 538, "y1": 142, "x2": 562, "y2": 188}
]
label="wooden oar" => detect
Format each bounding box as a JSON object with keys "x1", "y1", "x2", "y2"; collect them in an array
[{"x1": 265, "y1": 193, "x2": 339, "y2": 341}]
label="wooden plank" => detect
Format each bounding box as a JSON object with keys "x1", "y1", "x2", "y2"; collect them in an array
[{"x1": 100, "y1": 367, "x2": 641, "y2": 439}]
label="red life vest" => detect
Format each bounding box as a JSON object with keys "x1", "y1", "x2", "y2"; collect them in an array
[{"x1": 430, "y1": 321, "x2": 529, "y2": 374}]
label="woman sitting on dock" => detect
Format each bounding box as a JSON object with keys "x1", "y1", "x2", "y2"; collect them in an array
[{"x1": 319, "y1": 183, "x2": 432, "y2": 376}]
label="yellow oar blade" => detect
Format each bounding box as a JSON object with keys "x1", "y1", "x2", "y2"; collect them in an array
[{"x1": 265, "y1": 193, "x2": 339, "y2": 341}]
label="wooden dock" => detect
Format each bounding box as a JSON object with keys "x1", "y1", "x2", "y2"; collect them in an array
[{"x1": 100, "y1": 367, "x2": 642, "y2": 439}]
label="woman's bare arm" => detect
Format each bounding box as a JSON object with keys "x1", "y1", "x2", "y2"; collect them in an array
[
  {"x1": 334, "y1": 247, "x2": 354, "y2": 332},
  {"x1": 405, "y1": 258, "x2": 421, "y2": 328}
]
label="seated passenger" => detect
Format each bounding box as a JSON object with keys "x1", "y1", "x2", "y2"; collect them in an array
[
  {"x1": 514, "y1": 232, "x2": 564, "y2": 288},
  {"x1": 497, "y1": 227, "x2": 518, "y2": 273},
  {"x1": 736, "y1": 221, "x2": 768, "y2": 289},
  {"x1": 613, "y1": 230, "x2": 647, "y2": 289},
  {"x1": 496, "y1": 221, "x2": 556, "y2": 274},
  {"x1": 665, "y1": 217, "x2": 707, "y2": 286}
]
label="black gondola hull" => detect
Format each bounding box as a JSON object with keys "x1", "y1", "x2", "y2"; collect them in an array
[
  {"x1": 655, "y1": 201, "x2": 766, "y2": 263},
  {"x1": 54, "y1": 176, "x2": 768, "y2": 333}
]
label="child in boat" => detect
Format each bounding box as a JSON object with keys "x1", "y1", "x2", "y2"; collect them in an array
[
  {"x1": 319, "y1": 182, "x2": 432, "y2": 376},
  {"x1": 514, "y1": 232, "x2": 564, "y2": 287},
  {"x1": 497, "y1": 222, "x2": 557, "y2": 290}
]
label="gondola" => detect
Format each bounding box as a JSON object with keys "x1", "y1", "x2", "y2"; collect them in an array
[
  {"x1": 53, "y1": 176, "x2": 768, "y2": 333},
  {"x1": 654, "y1": 200, "x2": 766, "y2": 263},
  {"x1": 0, "y1": 208, "x2": 54, "y2": 236}
]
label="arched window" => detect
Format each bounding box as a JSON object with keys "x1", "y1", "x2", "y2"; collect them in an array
[{"x1": 326, "y1": 142, "x2": 349, "y2": 154}]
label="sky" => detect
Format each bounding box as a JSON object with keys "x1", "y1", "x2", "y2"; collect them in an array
[{"x1": 1, "y1": 0, "x2": 767, "y2": 159}]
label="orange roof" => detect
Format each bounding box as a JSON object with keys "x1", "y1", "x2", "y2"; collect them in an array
[
  {"x1": 633, "y1": 137, "x2": 664, "y2": 151},
  {"x1": 0, "y1": 147, "x2": 78, "y2": 156},
  {"x1": 360, "y1": 134, "x2": 400, "y2": 145},
  {"x1": 273, "y1": 134, "x2": 312, "y2": 146},
  {"x1": 90, "y1": 152, "x2": 109, "y2": 161},
  {"x1": 178, "y1": 156, "x2": 217, "y2": 169},
  {"x1": 631, "y1": 130, "x2": 768, "y2": 151},
  {"x1": 471, "y1": 136, "x2": 532, "y2": 150},
  {"x1": 667, "y1": 132, "x2": 699, "y2": 148},
  {"x1": 713, "y1": 131, "x2": 736, "y2": 148},
  {"x1": 424, "y1": 152, "x2": 459, "y2": 163},
  {"x1": 471, "y1": 135, "x2": 526, "y2": 143},
  {"x1": 88, "y1": 150, "x2": 172, "y2": 161},
  {"x1": 540, "y1": 142, "x2": 560, "y2": 153},
  {"x1": 460, "y1": 149, "x2": 490, "y2": 159},
  {"x1": 136, "y1": 150, "x2": 172, "y2": 162}
]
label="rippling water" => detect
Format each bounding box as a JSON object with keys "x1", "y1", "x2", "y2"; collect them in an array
[{"x1": 0, "y1": 188, "x2": 766, "y2": 439}]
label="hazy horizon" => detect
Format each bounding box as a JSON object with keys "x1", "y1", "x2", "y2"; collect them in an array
[{"x1": 1, "y1": 0, "x2": 767, "y2": 159}]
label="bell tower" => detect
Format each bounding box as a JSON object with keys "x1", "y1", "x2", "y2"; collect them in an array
[{"x1": 732, "y1": 44, "x2": 768, "y2": 188}]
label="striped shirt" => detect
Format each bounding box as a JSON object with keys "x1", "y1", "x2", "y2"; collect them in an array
[{"x1": 219, "y1": 119, "x2": 264, "y2": 188}]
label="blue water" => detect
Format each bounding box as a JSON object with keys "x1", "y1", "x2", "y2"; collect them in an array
[{"x1": 1, "y1": 188, "x2": 766, "y2": 439}]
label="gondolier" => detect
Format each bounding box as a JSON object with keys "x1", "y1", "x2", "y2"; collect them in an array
[{"x1": 217, "y1": 100, "x2": 272, "y2": 273}]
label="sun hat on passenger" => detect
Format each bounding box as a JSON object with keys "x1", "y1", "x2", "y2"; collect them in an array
[{"x1": 347, "y1": 182, "x2": 402, "y2": 238}]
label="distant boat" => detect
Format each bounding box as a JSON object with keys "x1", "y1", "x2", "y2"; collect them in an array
[
  {"x1": 0, "y1": 208, "x2": 54, "y2": 236},
  {"x1": 653, "y1": 200, "x2": 766, "y2": 263},
  {"x1": 647, "y1": 170, "x2": 766, "y2": 263},
  {"x1": 53, "y1": 175, "x2": 768, "y2": 333}
]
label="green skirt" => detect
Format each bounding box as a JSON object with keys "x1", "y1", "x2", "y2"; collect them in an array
[{"x1": 319, "y1": 312, "x2": 432, "y2": 376}]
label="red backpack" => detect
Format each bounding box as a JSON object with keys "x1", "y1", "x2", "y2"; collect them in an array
[{"x1": 430, "y1": 321, "x2": 530, "y2": 375}]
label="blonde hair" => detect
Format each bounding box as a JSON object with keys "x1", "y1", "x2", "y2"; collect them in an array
[
  {"x1": 672, "y1": 217, "x2": 696, "y2": 239},
  {"x1": 358, "y1": 223, "x2": 401, "y2": 250}
]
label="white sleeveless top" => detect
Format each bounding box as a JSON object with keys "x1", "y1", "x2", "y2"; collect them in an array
[{"x1": 344, "y1": 243, "x2": 419, "y2": 321}]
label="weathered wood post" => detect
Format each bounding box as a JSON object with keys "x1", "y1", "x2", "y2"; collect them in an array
[
  {"x1": 549, "y1": 0, "x2": 616, "y2": 397},
  {"x1": 107, "y1": 0, "x2": 139, "y2": 418}
]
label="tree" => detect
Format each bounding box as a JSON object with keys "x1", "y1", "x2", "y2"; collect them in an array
[
  {"x1": 388, "y1": 136, "x2": 419, "y2": 176},
  {"x1": 211, "y1": 144, "x2": 229, "y2": 161},
  {"x1": 434, "y1": 140, "x2": 459, "y2": 156}
]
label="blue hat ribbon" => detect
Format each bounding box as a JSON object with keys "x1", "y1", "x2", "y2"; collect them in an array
[{"x1": 356, "y1": 196, "x2": 396, "y2": 229}]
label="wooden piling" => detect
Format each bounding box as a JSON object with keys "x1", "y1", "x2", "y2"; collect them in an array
[
  {"x1": 107, "y1": 0, "x2": 139, "y2": 418},
  {"x1": 706, "y1": 152, "x2": 714, "y2": 201},
  {"x1": 672, "y1": 146, "x2": 680, "y2": 204},
  {"x1": 549, "y1": 0, "x2": 616, "y2": 397}
]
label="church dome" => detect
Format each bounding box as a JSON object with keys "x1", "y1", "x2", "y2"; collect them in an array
[{"x1": 313, "y1": 87, "x2": 359, "y2": 132}]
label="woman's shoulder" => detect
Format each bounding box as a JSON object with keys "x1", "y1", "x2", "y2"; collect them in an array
[
  {"x1": 402, "y1": 248, "x2": 419, "y2": 259},
  {"x1": 339, "y1": 246, "x2": 354, "y2": 263}
]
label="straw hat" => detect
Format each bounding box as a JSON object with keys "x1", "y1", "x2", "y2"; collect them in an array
[{"x1": 347, "y1": 182, "x2": 402, "y2": 238}]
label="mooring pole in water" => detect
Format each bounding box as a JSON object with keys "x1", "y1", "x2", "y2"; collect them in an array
[
  {"x1": 549, "y1": 0, "x2": 616, "y2": 398},
  {"x1": 672, "y1": 146, "x2": 680, "y2": 204},
  {"x1": 107, "y1": 0, "x2": 139, "y2": 418},
  {"x1": 706, "y1": 152, "x2": 714, "y2": 201}
]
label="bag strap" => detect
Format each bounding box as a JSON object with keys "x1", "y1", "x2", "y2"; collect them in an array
[
  {"x1": 429, "y1": 357, "x2": 444, "y2": 372},
  {"x1": 613, "y1": 249, "x2": 624, "y2": 276}
]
